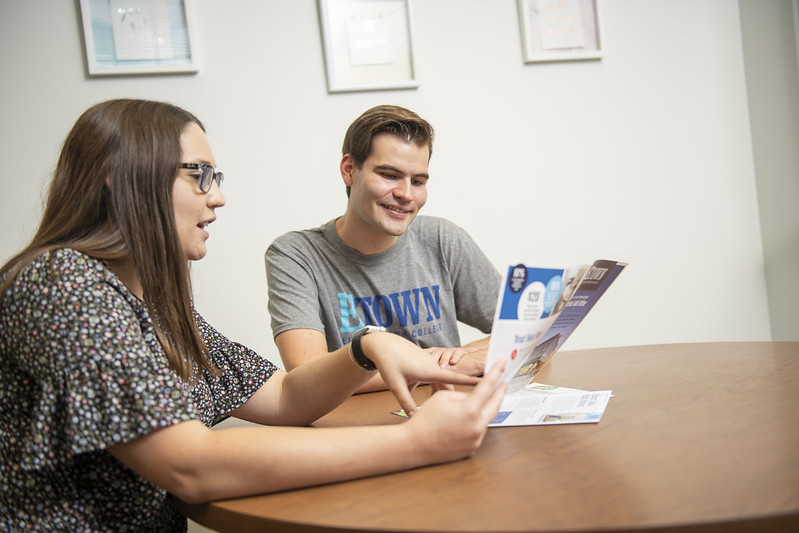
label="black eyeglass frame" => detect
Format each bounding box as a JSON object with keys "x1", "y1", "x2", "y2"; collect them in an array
[{"x1": 179, "y1": 163, "x2": 224, "y2": 193}]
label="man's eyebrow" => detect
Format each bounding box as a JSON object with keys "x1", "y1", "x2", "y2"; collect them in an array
[{"x1": 373, "y1": 164, "x2": 429, "y2": 179}]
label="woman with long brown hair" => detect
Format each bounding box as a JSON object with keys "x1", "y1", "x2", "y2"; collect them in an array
[{"x1": 0, "y1": 99, "x2": 505, "y2": 531}]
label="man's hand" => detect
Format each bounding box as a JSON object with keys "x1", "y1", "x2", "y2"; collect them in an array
[{"x1": 424, "y1": 337, "x2": 490, "y2": 376}]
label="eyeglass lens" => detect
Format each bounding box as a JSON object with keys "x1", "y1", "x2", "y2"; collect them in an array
[
  {"x1": 199, "y1": 165, "x2": 224, "y2": 192},
  {"x1": 180, "y1": 163, "x2": 224, "y2": 192}
]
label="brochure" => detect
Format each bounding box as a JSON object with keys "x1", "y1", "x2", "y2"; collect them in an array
[
  {"x1": 393, "y1": 383, "x2": 613, "y2": 427},
  {"x1": 489, "y1": 383, "x2": 613, "y2": 427},
  {"x1": 484, "y1": 259, "x2": 627, "y2": 394},
  {"x1": 394, "y1": 260, "x2": 624, "y2": 427}
]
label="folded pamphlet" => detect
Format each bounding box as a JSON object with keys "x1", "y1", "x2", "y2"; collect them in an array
[
  {"x1": 485, "y1": 259, "x2": 626, "y2": 393},
  {"x1": 483, "y1": 259, "x2": 626, "y2": 428}
]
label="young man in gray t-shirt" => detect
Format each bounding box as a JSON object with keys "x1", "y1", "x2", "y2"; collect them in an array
[{"x1": 265, "y1": 105, "x2": 500, "y2": 392}]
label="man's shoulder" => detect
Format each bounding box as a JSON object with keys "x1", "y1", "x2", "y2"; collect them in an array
[
  {"x1": 408, "y1": 215, "x2": 466, "y2": 238},
  {"x1": 268, "y1": 221, "x2": 331, "y2": 251}
]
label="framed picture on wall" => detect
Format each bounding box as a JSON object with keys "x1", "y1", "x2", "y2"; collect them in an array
[
  {"x1": 794, "y1": 0, "x2": 799, "y2": 73},
  {"x1": 517, "y1": 0, "x2": 602, "y2": 63},
  {"x1": 318, "y1": 0, "x2": 418, "y2": 93},
  {"x1": 79, "y1": 0, "x2": 199, "y2": 76}
]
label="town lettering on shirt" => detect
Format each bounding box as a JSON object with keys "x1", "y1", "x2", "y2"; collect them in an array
[{"x1": 337, "y1": 285, "x2": 441, "y2": 334}]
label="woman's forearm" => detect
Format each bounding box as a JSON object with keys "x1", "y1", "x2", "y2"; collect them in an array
[
  {"x1": 111, "y1": 360, "x2": 506, "y2": 504},
  {"x1": 111, "y1": 419, "x2": 420, "y2": 503}
]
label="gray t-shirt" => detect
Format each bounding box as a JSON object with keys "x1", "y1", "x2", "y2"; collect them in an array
[{"x1": 265, "y1": 216, "x2": 500, "y2": 350}]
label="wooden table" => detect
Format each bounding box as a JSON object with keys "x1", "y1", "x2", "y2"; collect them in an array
[{"x1": 176, "y1": 342, "x2": 799, "y2": 532}]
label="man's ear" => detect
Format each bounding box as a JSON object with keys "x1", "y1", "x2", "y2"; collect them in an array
[{"x1": 340, "y1": 154, "x2": 355, "y2": 187}]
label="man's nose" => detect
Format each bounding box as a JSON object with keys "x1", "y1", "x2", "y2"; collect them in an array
[{"x1": 393, "y1": 178, "x2": 412, "y2": 200}]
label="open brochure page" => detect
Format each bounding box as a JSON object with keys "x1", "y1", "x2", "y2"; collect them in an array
[
  {"x1": 485, "y1": 263, "x2": 589, "y2": 391},
  {"x1": 489, "y1": 383, "x2": 612, "y2": 427},
  {"x1": 485, "y1": 260, "x2": 627, "y2": 394},
  {"x1": 539, "y1": 260, "x2": 627, "y2": 356},
  {"x1": 392, "y1": 384, "x2": 612, "y2": 427}
]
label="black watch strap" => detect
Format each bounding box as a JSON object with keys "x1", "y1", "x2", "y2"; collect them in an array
[{"x1": 350, "y1": 326, "x2": 386, "y2": 371}]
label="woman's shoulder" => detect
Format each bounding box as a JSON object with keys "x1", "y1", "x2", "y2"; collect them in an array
[
  {"x1": 19, "y1": 248, "x2": 110, "y2": 284},
  {"x1": 11, "y1": 248, "x2": 132, "y2": 306}
]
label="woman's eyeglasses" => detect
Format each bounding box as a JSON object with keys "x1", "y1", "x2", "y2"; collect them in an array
[{"x1": 179, "y1": 163, "x2": 224, "y2": 193}]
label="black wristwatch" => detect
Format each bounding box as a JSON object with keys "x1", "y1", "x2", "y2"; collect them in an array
[{"x1": 349, "y1": 325, "x2": 387, "y2": 371}]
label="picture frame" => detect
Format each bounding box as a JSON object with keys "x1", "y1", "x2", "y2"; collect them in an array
[
  {"x1": 79, "y1": 0, "x2": 199, "y2": 76},
  {"x1": 794, "y1": 0, "x2": 799, "y2": 74},
  {"x1": 317, "y1": 0, "x2": 418, "y2": 93},
  {"x1": 517, "y1": 0, "x2": 602, "y2": 63}
]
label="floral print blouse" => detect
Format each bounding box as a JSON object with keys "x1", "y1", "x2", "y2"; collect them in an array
[{"x1": 0, "y1": 248, "x2": 277, "y2": 531}]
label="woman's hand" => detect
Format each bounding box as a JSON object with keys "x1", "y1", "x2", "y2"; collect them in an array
[
  {"x1": 403, "y1": 359, "x2": 507, "y2": 463},
  {"x1": 361, "y1": 332, "x2": 487, "y2": 417}
]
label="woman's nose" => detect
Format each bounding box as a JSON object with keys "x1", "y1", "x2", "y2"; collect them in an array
[{"x1": 207, "y1": 180, "x2": 226, "y2": 208}]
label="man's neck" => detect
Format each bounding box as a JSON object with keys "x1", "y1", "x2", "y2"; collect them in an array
[{"x1": 335, "y1": 213, "x2": 398, "y2": 255}]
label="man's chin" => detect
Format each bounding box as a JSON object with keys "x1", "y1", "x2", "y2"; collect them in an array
[
  {"x1": 382, "y1": 222, "x2": 413, "y2": 237},
  {"x1": 380, "y1": 212, "x2": 417, "y2": 234}
]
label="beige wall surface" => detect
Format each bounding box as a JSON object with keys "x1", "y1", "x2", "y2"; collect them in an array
[
  {"x1": 740, "y1": 0, "x2": 799, "y2": 341},
  {"x1": 1, "y1": 0, "x2": 787, "y2": 363},
  {"x1": 5, "y1": 1, "x2": 798, "y2": 531}
]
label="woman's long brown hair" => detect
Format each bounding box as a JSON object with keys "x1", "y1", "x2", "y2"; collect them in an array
[{"x1": 0, "y1": 99, "x2": 215, "y2": 381}]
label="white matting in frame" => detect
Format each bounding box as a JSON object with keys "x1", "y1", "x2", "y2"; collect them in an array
[
  {"x1": 79, "y1": 0, "x2": 199, "y2": 76},
  {"x1": 318, "y1": 0, "x2": 418, "y2": 93},
  {"x1": 518, "y1": 0, "x2": 602, "y2": 63}
]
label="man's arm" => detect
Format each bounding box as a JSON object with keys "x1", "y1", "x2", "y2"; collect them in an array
[
  {"x1": 276, "y1": 328, "x2": 390, "y2": 393},
  {"x1": 266, "y1": 237, "x2": 389, "y2": 389}
]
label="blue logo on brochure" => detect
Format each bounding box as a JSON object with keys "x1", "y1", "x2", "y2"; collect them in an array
[
  {"x1": 543, "y1": 275, "x2": 563, "y2": 314},
  {"x1": 509, "y1": 264, "x2": 527, "y2": 293}
]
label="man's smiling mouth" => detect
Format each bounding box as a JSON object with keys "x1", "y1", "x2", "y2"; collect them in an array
[{"x1": 382, "y1": 204, "x2": 410, "y2": 214}]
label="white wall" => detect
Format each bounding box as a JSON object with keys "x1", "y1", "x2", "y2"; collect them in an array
[
  {"x1": 0, "y1": 0, "x2": 780, "y2": 370},
  {"x1": 740, "y1": 0, "x2": 799, "y2": 341}
]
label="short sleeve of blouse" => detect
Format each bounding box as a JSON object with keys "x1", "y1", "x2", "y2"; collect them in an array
[
  {"x1": 2, "y1": 250, "x2": 198, "y2": 469},
  {"x1": 191, "y1": 312, "x2": 278, "y2": 426}
]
